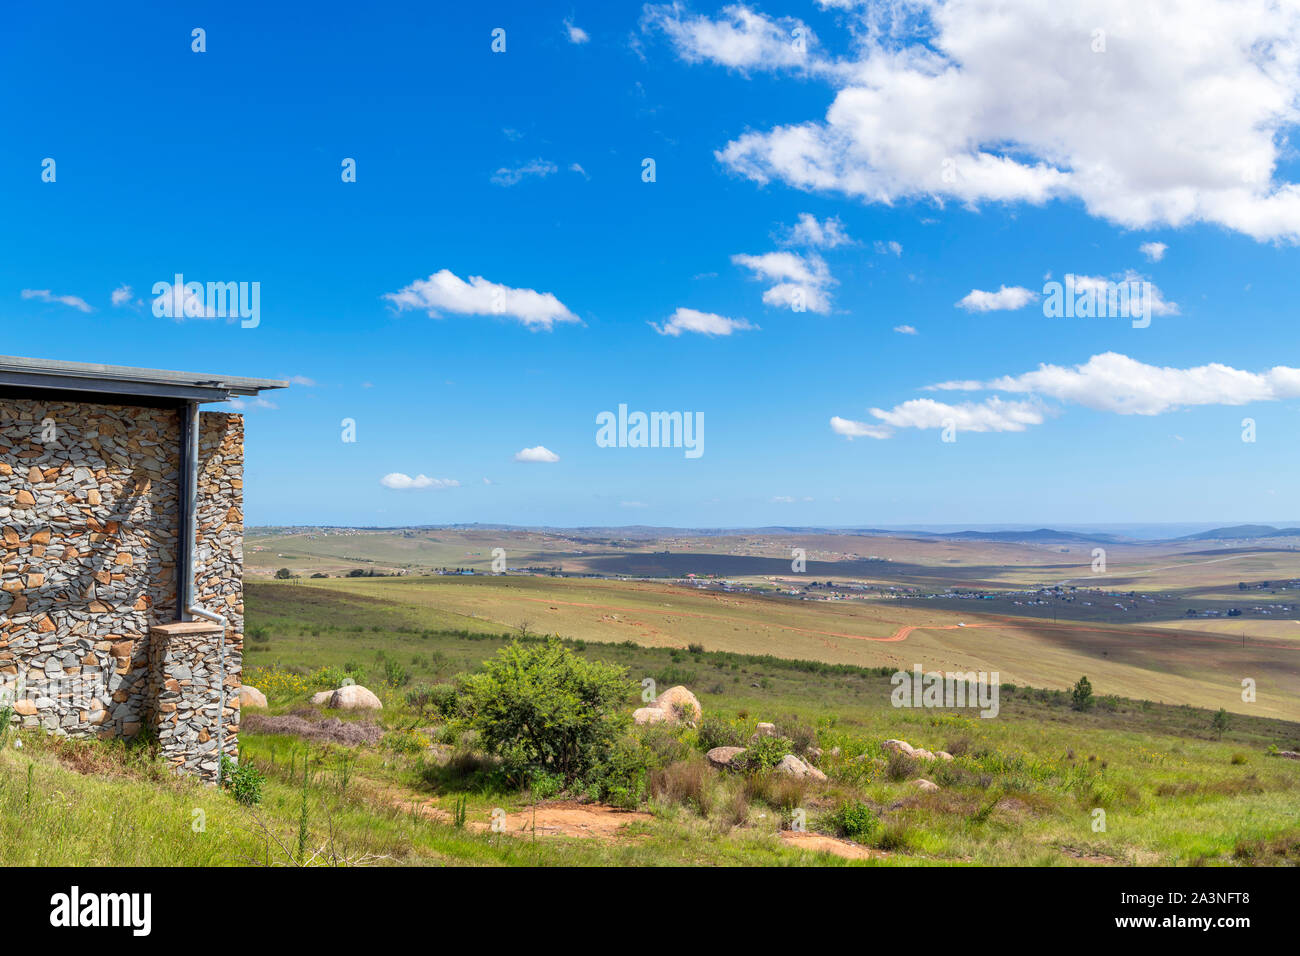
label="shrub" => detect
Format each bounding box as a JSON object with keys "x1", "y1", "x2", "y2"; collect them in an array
[
  {"x1": 1212, "y1": 708, "x2": 1230, "y2": 739},
  {"x1": 886, "y1": 749, "x2": 919, "y2": 781},
  {"x1": 826, "y1": 799, "x2": 878, "y2": 839},
  {"x1": 736, "y1": 735, "x2": 793, "y2": 773},
  {"x1": 456, "y1": 638, "x2": 635, "y2": 784},
  {"x1": 428, "y1": 683, "x2": 460, "y2": 720},
  {"x1": 697, "y1": 717, "x2": 744, "y2": 752},
  {"x1": 775, "y1": 717, "x2": 817, "y2": 757},
  {"x1": 221, "y1": 755, "x2": 265, "y2": 806},
  {"x1": 649, "y1": 757, "x2": 714, "y2": 815},
  {"x1": 1071, "y1": 676, "x2": 1094, "y2": 711}
]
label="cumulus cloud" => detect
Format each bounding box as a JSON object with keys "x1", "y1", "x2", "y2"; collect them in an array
[
  {"x1": 661, "y1": 0, "x2": 1300, "y2": 242},
  {"x1": 514, "y1": 445, "x2": 560, "y2": 463},
  {"x1": 22, "y1": 289, "x2": 93, "y2": 313},
  {"x1": 651, "y1": 307, "x2": 756, "y2": 336},
  {"x1": 937, "y1": 351, "x2": 1300, "y2": 415},
  {"x1": 732, "y1": 250, "x2": 835, "y2": 313},
  {"x1": 384, "y1": 269, "x2": 579, "y2": 330},
  {"x1": 780, "y1": 212, "x2": 853, "y2": 248},
  {"x1": 490, "y1": 158, "x2": 558, "y2": 186},
  {"x1": 868, "y1": 396, "x2": 1047, "y2": 432},
  {"x1": 956, "y1": 285, "x2": 1038, "y2": 312},
  {"x1": 1140, "y1": 241, "x2": 1168, "y2": 262},
  {"x1": 873, "y1": 239, "x2": 902, "y2": 256},
  {"x1": 642, "y1": 2, "x2": 820, "y2": 73},
  {"x1": 893, "y1": 324, "x2": 918, "y2": 334},
  {"x1": 380, "y1": 473, "x2": 460, "y2": 490},
  {"x1": 1059, "y1": 272, "x2": 1179, "y2": 316},
  {"x1": 830, "y1": 415, "x2": 893, "y2": 439}
]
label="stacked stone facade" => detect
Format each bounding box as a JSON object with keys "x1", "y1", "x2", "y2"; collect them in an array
[{"x1": 0, "y1": 398, "x2": 243, "y2": 781}]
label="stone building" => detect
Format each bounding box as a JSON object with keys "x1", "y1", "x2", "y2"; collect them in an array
[{"x1": 0, "y1": 355, "x2": 285, "y2": 782}]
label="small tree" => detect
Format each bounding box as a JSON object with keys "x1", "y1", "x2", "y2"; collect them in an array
[
  {"x1": 275, "y1": 567, "x2": 293, "y2": 580},
  {"x1": 457, "y1": 638, "x2": 635, "y2": 783},
  {"x1": 1071, "y1": 675, "x2": 1094, "y2": 711},
  {"x1": 1211, "y1": 707, "x2": 1230, "y2": 739}
]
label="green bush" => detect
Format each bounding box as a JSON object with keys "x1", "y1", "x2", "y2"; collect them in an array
[
  {"x1": 1071, "y1": 676, "x2": 1094, "y2": 711},
  {"x1": 826, "y1": 799, "x2": 878, "y2": 839},
  {"x1": 736, "y1": 734, "x2": 793, "y2": 773},
  {"x1": 221, "y1": 755, "x2": 265, "y2": 807},
  {"x1": 456, "y1": 638, "x2": 635, "y2": 784},
  {"x1": 697, "y1": 717, "x2": 744, "y2": 752}
]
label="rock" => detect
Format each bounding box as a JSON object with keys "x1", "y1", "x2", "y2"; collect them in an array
[
  {"x1": 806, "y1": 746, "x2": 823, "y2": 762},
  {"x1": 935, "y1": 751, "x2": 954, "y2": 761},
  {"x1": 653, "y1": 685, "x2": 702, "y2": 724},
  {"x1": 753, "y1": 722, "x2": 777, "y2": 738},
  {"x1": 912, "y1": 778, "x2": 940, "y2": 792},
  {"x1": 310, "y1": 690, "x2": 332, "y2": 706},
  {"x1": 882, "y1": 739, "x2": 916, "y2": 757},
  {"x1": 13, "y1": 699, "x2": 37, "y2": 716},
  {"x1": 1278, "y1": 750, "x2": 1300, "y2": 760},
  {"x1": 633, "y1": 706, "x2": 670, "y2": 725},
  {"x1": 829, "y1": 746, "x2": 842, "y2": 758},
  {"x1": 329, "y1": 685, "x2": 382, "y2": 710},
  {"x1": 913, "y1": 748, "x2": 936, "y2": 761},
  {"x1": 706, "y1": 746, "x2": 747, "y2": 769},
  {"x1": 238, "y1": 686, "x2": 268, "y2": 709},
  {"x1": 775, "y1": 754, "x2": 811, "y2": 777}
]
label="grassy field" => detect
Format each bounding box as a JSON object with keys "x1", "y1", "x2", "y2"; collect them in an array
[
  {"x1": 5, "y1": 573, "x2": 1298, "y2": 867},
  {"x1": 254, "y1": 574, "x2": 1300, "y2": 721}
]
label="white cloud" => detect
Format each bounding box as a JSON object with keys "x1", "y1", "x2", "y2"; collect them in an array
[
  {"x1": 830, "y1": 415, "x2": 893, "y2": 439},
  {"x1": 939, "y1": 351, "x2": 1300, "y2": 415},
  {"x1": 956, "y1": 285, "x2": 1038, "y2": 312},
  {"x1": 780, "y1": 212, "x2": 853, "y2": 248},
  {"x1": 651, "y1": 307, "x2": 756, "y2": 337},
  {"x1": 384, "y1": 269, "x2": 579, "y2": 330},
  {"x1": 1063, "y1": 272, "x2": 1179, "y2": 315},
  {"x1": 642, "y1": 3, "x2": 819, "y2": 73},
  {"x1": 380, "y1": 473, "x2": 460, "y2": 490},
  {"x1": 151, "y1": 282, "x2": 218, "y2": 320},
  {"x1": 21, "y1": 289, "x2": 93, "y2": 313},
  {"x1": 564, "y1": 19, "x2": 590, "y2": 44},
  {"x1": 893, "y1": 324, "x2": 918, "y2": 334},
  {"x1": 868, "y1": 396, "x2": 1046, "y2": 432},
  {"x1": 569, "y1": 162, "x2": 590, "y2": 179},
  {"x1": 111, "y1": 284, "x2": 135, "y2": 307},
  {"x1": 621, "y1": 500, "x2": 649, "y2": 508},
  {"x1": 490, "y1": 158, "x2": 558, "y2": 186},
  {"x1": 514, "y1": 445, "x2": 560, "y2": 463},
  {"x1": 287, "y1": 375, "x2": 316, "y2": 386},
  {"x1": 873, "y1": 239, "x2": 902, "y2": 256},
  {"x1": 227, "y1": 397, "x2": 278, "y2": 411},
  {"x1": 676, "y1": 0, "x2": 1300, "y2": 242},
  {"x1": 732, "y1": 250, "x2": 835, "y2": 313},
  {"x1": 1140, "y1": 241, "x2": 1168, "y2": 262}
]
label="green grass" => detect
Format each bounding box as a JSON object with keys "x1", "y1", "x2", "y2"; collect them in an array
[{"x1": 3, "y1": 578, "x2": 1298, "y2": 867}]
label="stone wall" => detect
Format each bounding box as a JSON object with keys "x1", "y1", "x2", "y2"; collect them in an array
[{"x1": 0, "y1": 398, "x2": 243, "y2": 781}]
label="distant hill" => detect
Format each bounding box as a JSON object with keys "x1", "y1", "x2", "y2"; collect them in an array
[
  {"x1": 915, "y1": 528, "x2": 1124, "y2": 544},
  {"x1": 1178, "y1": 525, "x2": 1300, "y2": 541}
]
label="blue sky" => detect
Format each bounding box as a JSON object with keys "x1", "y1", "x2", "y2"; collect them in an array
[{"x1": 4, "y1": 0, "x2": 1300, "y2": 529}]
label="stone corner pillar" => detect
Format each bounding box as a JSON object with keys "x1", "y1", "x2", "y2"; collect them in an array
[{"x1": 147, "y1": 621, "x2": 240, "y2": 784}]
